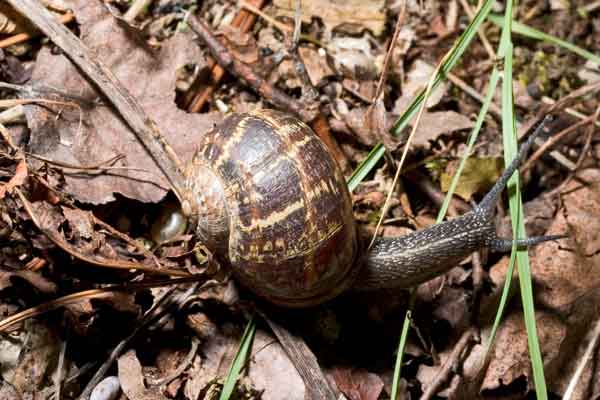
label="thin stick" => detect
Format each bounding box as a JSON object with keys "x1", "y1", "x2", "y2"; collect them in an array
[
  {"x1": 123, "y1": 0, "x2": 154, "y2": 22},
  {"x1": 369, "y1": 56, "x2": 445, "y2": 249},
  {"x1": 458, "y1": 0, "x2": 495, "y2": 59},
  {"x1": 0, "y1": 276, "x2": 204, "y2": 332},
  {"x1": 521, "y1": 116, "x2": 593, "y2": 173},
  {"x1": 420, "y1": 328, "x2": 476, "y2": 400},
  {"x1": 563, "y1": 318, "x2": 600, "y2": 400},
  {"x1": 185, "y1": 13, "x2": 317, "y2": 123},
  {"x1": 186, "y1": 0, "x2": 265, "y2": 112},
  {"x1": 371, "y1": 1, "x2": 406, "y2": 104},
  {"x1": 0, "y1": 10, "x2": 74, "y2": 49},
  {"x1": 77, "y1": 286, "x2": 183, "y2": 400},
  {"x1": 8, "y1": 0, "x2": 187, "y2": 203},
  {"x1": 15, "y1": 188, "x2": 189, "y2": 277}
]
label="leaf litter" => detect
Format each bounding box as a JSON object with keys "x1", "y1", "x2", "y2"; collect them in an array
[{"x1": 0, "y1": 0, "x2": 599, "y2": 399}]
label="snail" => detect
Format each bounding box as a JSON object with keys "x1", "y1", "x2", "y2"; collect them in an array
[{"x1": 177, "y1": 110, "x2": 561, "y2": 307}]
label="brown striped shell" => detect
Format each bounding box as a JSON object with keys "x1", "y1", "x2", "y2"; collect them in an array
[{"x1": 184, "y1": 110, "x2": 358, "y2": 307}]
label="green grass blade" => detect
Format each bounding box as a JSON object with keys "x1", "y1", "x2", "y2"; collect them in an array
[
  {"x1": 219, "y1": 315, "x2": 257, "y2": 400},
  {"x1": 485, "y1": 225, "x2": 519, "y2": 356},
  {"x1": 500, "y1": 14, "x2": 548, "y2": 396},
  {"x1": 347, "y1": 143, "x2": 385, "y2": 192},
  {"x1": 347, "y1": 0, "x2": 495, "y2": 191},
  {"x1": 435, "y1": 70, "x2": 500, "y2": 223},
  {"x1": 390, "y1": 309, "x2": 412, "y2": 400},
  {"x1": 391, "y1": 0, "x2": 495, "y2": 136},
  {"x1": 488, "y1": 14, "x2": 600, "y2": 64}
]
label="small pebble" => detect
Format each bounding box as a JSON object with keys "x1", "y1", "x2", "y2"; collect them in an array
[{"x1": 90, "y1": 376, "x2": 121, "y2": 400}]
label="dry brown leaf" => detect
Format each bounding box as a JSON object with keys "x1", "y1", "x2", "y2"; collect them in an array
[
  {"x1": 482, "y1": 311, "x2": 566, "y2": 394},
  {"x1": 409, "y1": 111, "x2": 474, "y2": 149},
  {"x1": 273, "y1": 0, "x2": 386, "y2": 36},
  {"x1": 24, "y1": 0, "x2": 220, "y2": 204},
  {"x1": 118, "y1": 350, "x2": 167, "y2": 400},
  {"x1": 247, "y1": 330, "x2": 306, "y2": 400},
  {"x1": 477, "y1": 168, "x2": 600, "y2": 396},
  {"x1": 10, "y1": 320, "x2": 60, "y2": 395},
  {"x1": 0, "y1": 269, "x2": 56, "y2": 294},
  {"x1": 393, "y1": 60, "x2": 448, "y2": 114},
  {"x1": 331, "y1": 366, "x2": 384, "y2": 400},
  {"x1": 298, "y1": 47, "x2": 335, "y2": 87},
  {"x1": 0, "y1": 159, "x2": 27, "y2": 200}
]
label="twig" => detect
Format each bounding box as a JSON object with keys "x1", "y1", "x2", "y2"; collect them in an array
[
  {"x1": 15, "y1": 188, "x2": 188, "y2": 277},
  {"x1": 92, "y1": 215, "x2": 164, "y2": 270},
  {"x1": 78, "y1": 286, "x2": 183, "y2": 400},
  {"x1": 123, "y1": 0, "x2": 154, "y2": 22},
  {"x1": 8, "y1": 0, "x2": 187, "y2": 203},
  {"x1": 26, "y1": 152, "x2": 124, "y2": 170},
  {"x1": 372, "y1": 1, "x2": 406, "y2": 104},
  {"x1": 55, "y1": 333, "x2": 68, "y2": 400},
  {"x1": 581, "y1": 0, "x2": 600, "y2": 13},
  {"x1": 186, "y1": 13, "x2": 317, "y2": 123},
  {"x1": 563, "y1": 318, "x2": 600, "y2": 400},
  {"x1": 0, "y1": 122, "x2": 18, "y2": 152},
  {"x1": 420, "y1": 328, "x2": 476, "y2": 400},
  {"x1": 0, "y1": 276, "x2": 204, "y2": 332},
  {"x1": 446, "y1": 72, "x2": 502, "y2": 118},
  {"x1": 0, "y1": 104, "x2": 26, "y2": 124},
  {"x1": 260, "y1": 311, "x2": 338, "y2": 400},
  {"x1": 369, "y1": 55, "x2": 445, "y2": 249},
  {"x1": 457, "y1": 0, "x2": 495, "y2": 59},
  {"x1": 185, "y1": 0, "x2": 265, "y2": 112},
  {"x1": 521, "y1": 116, "x2": 594, "y2": 173},
  {"x1": 548, "y1": 107, "x2": 600, "y2": 197},
  {"x1": 0, "y1": 9, "x2": 74, "y2": 49}
]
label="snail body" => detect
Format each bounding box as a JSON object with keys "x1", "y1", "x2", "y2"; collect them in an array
[{"x1": 183, "y1": 110, "x2": 559, "y2": 307}]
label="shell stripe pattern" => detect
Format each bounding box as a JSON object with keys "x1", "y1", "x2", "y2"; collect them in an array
[{"x1": 195, "y1": 110, "x2": 357, "y2": 304}]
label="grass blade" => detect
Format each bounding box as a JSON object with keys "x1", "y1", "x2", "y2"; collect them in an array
[
  {"x1": 435, "y1": 70, "x2": 500, "y2": 223},
  {"x1": 347, "y1": 143, "x2": 385, "y2": 192},
  {"x1": 488, "y1": 14, "x2": 600, "y2": 64},
  {"x1": 391, "y1": 300, "x2": 414, "y2": 400},
  {"x1": 499, "y1": 4, "x2": 548, "y2": 395},
  {"x1": 219, "y1": 315, "x2": 256, "y2": 400},
  {"x1": 347, "y1": 0, "x2": 495, "y2": 190}
]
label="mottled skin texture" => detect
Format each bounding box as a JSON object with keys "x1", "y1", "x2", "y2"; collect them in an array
[
  {"x1": 185, "y1": 111, "x2": 559, "y2": 307},
  {"x1": 358, "y1": 210, "x2": 494, "y2": 289}
]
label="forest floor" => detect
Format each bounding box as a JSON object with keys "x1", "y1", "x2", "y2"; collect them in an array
[{"x1": 1, "y1": 0, "x2": 600, "y2": 399}]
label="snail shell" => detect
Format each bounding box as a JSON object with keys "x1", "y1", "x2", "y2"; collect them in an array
[{"x1": 184, "y1": 110, "x2": 358, "y2": 307}]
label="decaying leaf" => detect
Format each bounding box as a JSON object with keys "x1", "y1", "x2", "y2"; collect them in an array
[
  {"x1": 332, "y1": 366, "x2": 384, "y2": 400},
  {"x1": 273, "y1": 0, "x2": 386, "y2": 36},
  {"x1": 0, "y1": 158, "x2": 27, "y2": 200},
  {"x1": 24, "y1": 1, "x2": 220, "y2": 204},
  {"x1": 247, "y1": 330, "x2": 306, "y2": 400},
  {"x1": 10, "y1": 320, "x2": 60, "y2": 396},
  {"x1": 440, "y1": 157, "x2": 503, "y2": 201},
  {"x1": 298, "y1": 47, "x2": 335, "y2": 87},
  {"x1": 118, "y1": 350, "x2": 167, "y2": 400}
]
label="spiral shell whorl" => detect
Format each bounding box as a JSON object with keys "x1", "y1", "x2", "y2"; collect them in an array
[{"x1": 185, "y1": 110, "x2": 358, "y2": 307}]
